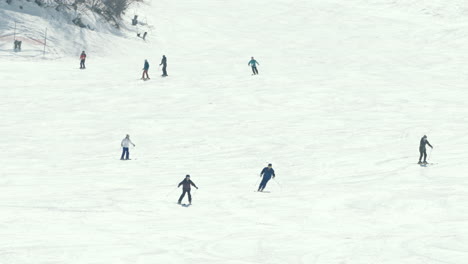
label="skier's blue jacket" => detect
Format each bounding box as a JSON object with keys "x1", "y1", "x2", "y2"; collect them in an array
[
  {"x1": 248, "y1": 59, "x2": 259, "y2": 67},
  {"x1": 144, "y1": 61, "x2": 149, "y2": 70},
  {"x1": 260, "y1": 167, "x2": 275, "y2": 179}
]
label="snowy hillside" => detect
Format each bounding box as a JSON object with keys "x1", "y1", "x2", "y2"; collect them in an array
[
  {"x1": 1, "y1": 0, "x2": 468, "y2": 263},
  {"x1": 0, "y1": 0, "x2": 151, "y2": 58}
]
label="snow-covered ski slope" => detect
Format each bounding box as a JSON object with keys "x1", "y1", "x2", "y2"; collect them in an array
[{"x1": 1, "y1": 0, "x2": 468, "y2": 263}]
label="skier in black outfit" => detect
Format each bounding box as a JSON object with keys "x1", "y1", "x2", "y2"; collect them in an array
[
  {"x1": 258, "y1": 164, "x2": 275, "y2": 192},
  {"x1": 178, "y1": 175, "x2": 198, "y2": 204},
  {"x1": 160, "y1": 55, "x2": 167, "y2": 77},
  {"x1": 418, "y1": 135, "x2": 433, "y2": 164}
]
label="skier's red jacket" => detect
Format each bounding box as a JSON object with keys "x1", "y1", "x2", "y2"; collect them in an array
[{"x1": 80, "y1": 54, "x2": 86, "y2": 60}]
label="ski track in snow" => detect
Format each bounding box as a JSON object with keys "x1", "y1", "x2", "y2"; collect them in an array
[{"x1": 1, "y1": 0, "x2": 468, "y2": 263}]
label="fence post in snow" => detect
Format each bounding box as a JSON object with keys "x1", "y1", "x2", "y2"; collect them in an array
[
  {"x1": 43, "y1": 28, "x2": 47, "y2": 56},
  {"x1": 13, "y1": 22, "x2": 16, "y2": 41}
]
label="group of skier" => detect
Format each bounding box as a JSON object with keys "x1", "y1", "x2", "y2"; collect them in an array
[
  {"x1": 119, "y1": 134, "x2": 276, "y2": 204},
  {"x1": 140, "y1": 55, "x2": 168, "y2": 80},
  {"x1": 78, "y1": 53, "x2": 259, "y2": 77},
  {"x1": 118, "y1": 133, "x2": 434, "y2": 204}
]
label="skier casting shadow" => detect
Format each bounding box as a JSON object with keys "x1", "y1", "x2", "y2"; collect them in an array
[
  {"x1": 418, "y1": 135, "x2": 433, "y2": 164},
  {"x1": 160, "y1": 55, "x2": 168, "y2": 77},
  {"x1": 141, "y1": 59, "x2": 150, "y2": 80},
  {"x1": 258, "y1": 163, "x2": 275, "y2": 192},
  {"x1": 120, "y1": 134, "x2": 135, "y2": 160},
  {"x1": 178, "y1": 175, "x2": 198, "y2": 204},
  {"x1": 80, "y1": 51, "x2": 86, "y2": 69},
  {"x1": 248, "y1": 56, "x2": 259, "y2": 75}
]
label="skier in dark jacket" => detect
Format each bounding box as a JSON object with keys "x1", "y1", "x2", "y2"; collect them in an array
[
  {"x1": 418, "y1": 135, "x2": 433, "y2": 164},
  {"x1": 178, "y1": 175, "x2": 198, "y2": 204},
  {"x1": 142, "y1": 59, "x2": 150, "y2": 80},
  {"x1": 80, "y1": 51, "x2": 86, "y2": 69},
  {"x1": 258, "y1": 164, "x2": 275, "y2": 192},
  {"x1": 159, "y1": 55, "x2": 167, "y2": 77},
  {"x1": 248, "y1": 57, "x2": 259, "y2": 75}
]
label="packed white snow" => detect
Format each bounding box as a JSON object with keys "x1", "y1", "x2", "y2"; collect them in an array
[{"x1": 1, "y1": 0, "x2": 468, "y2": 263}]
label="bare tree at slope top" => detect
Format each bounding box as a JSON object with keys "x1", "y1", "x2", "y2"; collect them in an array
[{"x1": 103, "y1": 0, "x2": 141, "y2": 18}]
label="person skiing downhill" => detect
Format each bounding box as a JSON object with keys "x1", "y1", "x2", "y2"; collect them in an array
[
  {"x1": 142, "y1": 59, "x2": 150, "y2": 80},
  {"x1": 258, "y1": 163, "x2": 275, "y2": 192},
  {"x1": 418, "y1": 135, "x2": 433, "y2": 164},
  {"x1": 80, "y1": 51, "x2": 86, "y2": 69},
  {"x1": 248, "y1": 57, "x2": 259, "y2": 75},
  {"x1": 160, "y1": 55, "x2": 167, "y2": 77},
  {"x1": 120, "y1": 134, "x2": 135, "y2": 160},
  {"x1": 177, "y1": 175, "x2": 198, "y2": 204}
]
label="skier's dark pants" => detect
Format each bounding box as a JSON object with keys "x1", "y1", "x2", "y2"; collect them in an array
[
  {"x1": 121, "y1": 147, "x2": 129, "y2": 160},
  {"x1": 80, "y1": 59, "x2": 85, "y2": 69},
  {"x1": 162, "y1": 65, "x2": 167, "y2": 76},
  {"x1": 258, "y1": 177, "x2": 271, "y2": 191},
  {"x1": 419, "y1": 148, "x2": 427, "y2": 162},
  {"x1": 251, "y1": 66, "x2": 258, "y2": 75},
  {"x1": 142, "y1": 70, "x2": 149, "y2": 79},
  {"x1": 178, "y1": 190, "x2": 191, "y2": 203}
]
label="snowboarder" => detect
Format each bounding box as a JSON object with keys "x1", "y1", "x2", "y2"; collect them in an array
[
  {"x1": 80, "y1": 51, "x2": 86, "y2": 69},
  {"x1": 120, "y1": 134, "x2": 135, "y2": 160},
  {"x1": 258, "y1": 163, "x2": 275, "y2": 192},
  {"x1": 248, "y1": 56, "x2": 259, "y2": 75},
  {"x1": 418, "y1": 135, "x2": 433, "y2": 164},
  {"x1": 142, "y1": 59, "x2": 150, "y2": 80},
  {"x1": 160, "y1": 55, "x2": 167, "y2": 77},
  {"x1": 177, "y1": 175, "x2": 198, "y2": 204}
]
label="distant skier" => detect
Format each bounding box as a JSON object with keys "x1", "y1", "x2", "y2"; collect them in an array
[
  {"x1": 177, "y1": 175, "x2": 198, "y2": 204},
  {"x1": 418, "y1": 135, "x2": 433, "y2": 164},
  {"x1": 160, "y1": 55, "x2": 167, "y2": 77},
  {"x1": 80, "y1": 51, "x2": 86, "y2": 69},
  {"x1": 258, "y1": 163, "x2": 275, "y2": 192},
  {"x1": 120, "y1": 134, "x2": 135, "y2": 160},
  {"x1": 142, "y1": 59, "x2": 150, "y2": 80},
  {"x1": 248, "y1": 56, "x2": 259, "y2": 75}
]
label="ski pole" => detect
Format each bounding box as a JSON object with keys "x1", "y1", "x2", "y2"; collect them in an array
[
  {"x1": 253, "y1": 176, "x2": 261, "y2": 189},
  {"x1": 273, "y1": 178, "x2": 282, "y2": 189},
  {"x1": 192, "y1": 188, "x2": 198, "y2": 199},
  {"x1": 166, "y1": 187, "x2": 178, "y2": 197},
  {"x1": 428, "y1": 147, "x2": 433, "y2": 162}
]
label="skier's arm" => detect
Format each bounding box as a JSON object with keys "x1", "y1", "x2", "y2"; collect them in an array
[
  {"x1": 178, "y1": 181, "x2": 183, "y2": 187},
  {"x1": 260, "y1": 168, "x2": 266, "y2": 177},
  {"x1": 427, "y1": 141, "x2": 433, "y2": 148},
  {"x1": 272, "y1": 169, "x2": 275, "y2": 178},
  {"x1": 129, "y1": 139, "x2": 135, "y2": 147},
  {"x1": 190, "y1": 180, "x2": 198, "y2": 189}
]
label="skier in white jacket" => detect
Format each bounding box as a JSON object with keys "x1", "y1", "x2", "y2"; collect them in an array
[{"x1": 121, "y1": 134, "x2": 135, "y2": 160}]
